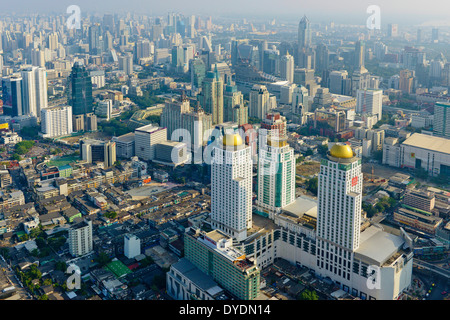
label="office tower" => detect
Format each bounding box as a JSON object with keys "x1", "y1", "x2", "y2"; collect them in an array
[
  {"x1": 354, "y1": 41, "x2": 365, "y2": 69},
  {"x1": 223, "y1": 81, "x2": 244, "y2": 122},
  {"x1": 72, "y1": 114, "x2": 85, "y2": 132},
  {"x1": 1, "y1": 75, "x2": 23, "y2": 116},
  {"x1": 68, "y1": 220, "x2": 93, "y2": 257},
  {"x1": 399, "y1": 69, "x2": 415, "y2": 94},
  {"x1": 184, "y1": 229, "x2": 260, "y2": 300},
  {"x1": 210, "y1": 133, "x2": 252, "y2": 241},
  {"x1": 293, "y1": 67, "x2": 315, "y2": 88},
  {"x1": 124, "y1": 234, "x2": 141, "y2": 259},
  {"x1": 69, "y1": 62, "x2": 93, "y2": 115},
  {"x1": 103, "y1": 14, "x2": 115, "y2": 34},
  {"x1": 190, "y1": 58, "x2": 206, "y2": 92},
  {"x1": 232, "y1": 104, "x2": 248, "y2": 126},
  {"x1": 31, "y1": 48, "x2": 45, "y2": 67},
  {"x1": 40, "y1": 105, "x2": 73, "y2": 138},
  {"x1": 256, "y1": 135, "x2": 295, "y2": 217},
  {"x1": 432, "y1": 28, "x2": 439, "y2": 42},
  {"x1": 95, "y1": 99, "x2": 113, "y2": 120},
  {"x1": 85, "y1": 113, "x2": 98, "y2": 132},
  {"x1": 329, "y1": 70, "x2": 349, "y2": 95},
  {"x1": 104, "y1": 31, "x2": 113, "y2": 51},
  {"x1": 20, "y1": 67, "x2": 37, "y2": 117},
  {"x1": 262, "y1": 49, "x2": 280, "y2": 75},
  {"x1": 429, "y1": 60, "x2": 444, "y2": 80},
  {"x1": 311, "y1": 87, "x2": 332, "y2": 111},
  {"x1": 280, "y1": 52, "x2": 294, "y2": 83},
  {"x1": 249, "y1": 84, "x2": 270, "y2": 119},
  {"x1": 80, "y1": 138, "x2": 116, "y2": 168},
  {"x1": 316, "y1": 143, "x2": 363, "y2": 281},
  {"x1": 200, "y1": 66, "x2": 223, "y2": 125},
  {"x1": 135, "y1": 39, "x2": 152, "y2": 61},
  {"x1": 297, "y1": 15, "x2": 312, "y2": 67},
  {"x1": 88, "y1": 24, "x2": 102, "y2": 55},
  {"x1": 315, "y1": 43, "x2": 329, "y2": 75},
  {"x1": 171, "y1": 45, "x2": 185, "y2": 72},
  {"x1": 47, "y1": 32, "x2": 59, "y2": 51},
  {"x1": 160, "y1": 95, "x2": 212, "y2": 154},
  {"x1": 314, "y1": 108, "x2": 346, "y2": 134},
  {"x1": 34, "y1": 67, "x2": 48, "y2": 117},
  {"x1": 433, "y1": 102, "x2": 450, "y2": 138},
  {"x1": 387, "y1": 24, "x2": 398, "y2": 38},
  {"x1": 373, "y1": 42, "x2": 388, "y2": 61},
  {"x1": 417, "y1": 29, "x2": 422, "y2": 44},
  {"x1": 134, "y1": 124, "x2": 167, "y2": 161},
  {"x1": 280, "y1": 83, "x2": 296, "y2": 105},
  {"x1": 292, "y1": 85, "x2": 309, "y2": 116},
  {"x1": 356, "y1": 89, "x2": 383, "y2": 121},
  {"x1": 119, "y1": 52, "x2": 133, "y2": 75},
  {"x1": 351, "y1": 67, "x2": 371, "y2": 97}
]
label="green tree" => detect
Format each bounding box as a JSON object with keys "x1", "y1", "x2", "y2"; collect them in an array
[
  {"x1": 12, "y1": 153, "x2": 21, "y2": 161},
  {"x1": 95, "y1": 251, "x2": 112, "y2": 267},
  {"x1": 298, "y1": 289, "x2": 319, "y2": 300},
  {"x1": 306, "y1": 177, "x2": 318, "y2": 196}
]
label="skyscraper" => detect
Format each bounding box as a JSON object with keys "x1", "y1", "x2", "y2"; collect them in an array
[
  {"x1": 356, "y1": 88, "x2": 383, "y2": 121},
  {"x1": 190, "y1": 58, "x2": 206, "y2": 92},
  {"x1": 69, "y1": 62, "x2": 93, "y2": 115},
  {"x1": 210, "y1": 133, "x2": 252, "y2": 241},
  {"x1": 354, "y1": 41, "x2": 365, "y2": 69},
  {"x1": 119, "y1": 52, "x2": 133, "y2": 75},
  {"x1": 200, "y1": 65, "x2": 223, "y2": 125},
  {"x1": 223, "y1": 81, "x2": 244, "y2": 123},
  {"x1": 433, "y1": 102, "x2": 450, "y2": 138},
  {"x1": 316, "y1": 143, "x2": 363, "y2": 278},
  {"x1": 280, "y1": 52, "x2": 294, "y2": 83},
  {"x1": 88, "y1": 23, "x2": 102, "y2": 55},
  {"x1": 249, "y1": 84, "x2": 270, "y2": 119},
  {"x1": 40, "y1": 105, "x2": 73, "y2": 138},
  {"x1": 1, "y1": 75, "x2": 23, "y2": 116},
  {"x1": 297, "y1": 16, "x2": 314, "y2": 68},
  {"x1": 79, "y1": 138, "x2": 116, "y2": 168},
  {"x1": 256, "y1": 135, "x2": 295, "y2": 217}
]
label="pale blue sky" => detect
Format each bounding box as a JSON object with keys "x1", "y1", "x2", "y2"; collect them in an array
[{"x1": 3, "y1": 0, "x2": 450, "y2": 26}]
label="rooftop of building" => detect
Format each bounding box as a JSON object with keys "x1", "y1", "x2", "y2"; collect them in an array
[
  {"x1": 354, "y1": 225, "x2": 406, "y2": 266},
  {"x1": 402, "y1": 133, "x2": 450, "y2": 155},
  {"x1": 113, "y1": 132, "x2": 135, "y2": 143}
]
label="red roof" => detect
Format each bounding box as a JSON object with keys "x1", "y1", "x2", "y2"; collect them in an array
[{"x1": 128, "y1": 263, "x2": 140, "y2": 270}]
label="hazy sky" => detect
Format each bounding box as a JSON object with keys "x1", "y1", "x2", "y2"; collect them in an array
[{"x1": 3, "y1": 0, "x2": 450, "y2": 26}]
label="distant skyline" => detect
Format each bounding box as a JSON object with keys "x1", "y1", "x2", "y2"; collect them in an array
[{"x1": 3, "y1": 0, "x2": 450, "y2": 27}]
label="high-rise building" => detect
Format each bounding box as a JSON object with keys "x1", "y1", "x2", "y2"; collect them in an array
[
  {"x1": 79, "y1": 139, "x2": 116, "y2": 168},
  {"x1": 256, "y1": 135, "x2": 295, "y2": 217},
  {"x1": 88, "y1": 24, "x2": 102, "y2": 55},
  {"x1": 95, "y1": 99, "x2": 113, "y2": 120},
  {"x1": 199, "y1": 66, "x2": 223, "y2": 125},
  {"x1": 119, "y1": 52, "x2": 133, "y2": 75},
  {"x1": 356, "y1": 89, "x2": 383, "y2": 121},
  {"x1": 354, "y1": 41, "x2": 365, "y2": 69},
  {"x1": 399, "y1": 69, "x2": 415, "y2": 94},
  {"x1": 329, "y1": 70, "x2": 349, "y2": 95},
  {"x1": 68, "y1": 220, "x2": 93, "y2": 257},
  {"x1": 40, "y1": 106, "x2": 73, "y2": 138},
  {"x1": 433, "y1": 102, "x2": 450, "y2": 138},
  {"x1": 69, "y1": 62, "x2": 93, "y2": 115},
  {"x1": 1, "y1": 75, "x2": 23, "y2": 116},
  {"x1": 190, "y1": 58, "x2": 206, "y2": 92},
  {"x1": 280, "y1": 52, "x2": 294, "y2": 83},
  {"x1": 432, "y1": 28, "x2": 439, "y2": 43},
  {"x1": 223, "y1": 81, "x2": 244, "y2": 123},
  {"x1": 211, "y1": 133, "x2": 252, "y2": 241},
  {"x1": 124, "y1": 234, "x2": 141, "y2": 259},
  {"x1": 249, "y1": 84, "x2": 270, "y2": 120},
  {"x1": 297, "y1": 15, "x2": 313, "y2": 68},
  {"x1": 291, "y1": 85, "x2": 309, "y2": 120},
  {"x1": 388, "y1": 24, "x2": 398, "y2": 38},
  {"x1": 134, "y1": 124, "x2": 167, "y2": 161},
  {"x1": 184, "y1": 228, "x2": 260, "y2": 300}
]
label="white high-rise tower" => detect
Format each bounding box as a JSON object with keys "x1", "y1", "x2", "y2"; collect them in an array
[
  {"x1": 316, "y1": 143, "x2": 363, "y2": 281},
  {"x1": 280, "y1": 52, "x2": 294, "y2": 83},
  {"x1": 211, "y1": 133, "x2": 253, "y2": 241}
]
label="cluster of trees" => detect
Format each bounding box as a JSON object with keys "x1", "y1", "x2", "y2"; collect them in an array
[
  {"x1": 127, "y1": 92, "x2": 164, "y2": 109},
  {"x1": 15, "y1": 140, "x2": 35, "y2": 155},
  {"x1": 98, "y1": 118, "x2": 133, "y2": 137},
  {"x1": 305, "y1": 176, "x2": 318, "y2": 196},
  {"x1": 104, "y1": 211, "x2": 117, "y2": 220},
  {"x1": 20, "y1": 126, "x2": 40, "y2": 139},
  {"x1": 362, "y1": 196, "x2": 397, "y2": 218},
  {"x1": 298, "y1": 289, "x2": 319, "y2": 300}
]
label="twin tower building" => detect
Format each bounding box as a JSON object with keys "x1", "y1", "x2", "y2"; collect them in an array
[{"x1": 209, "y1": 129, "x2": 413, "y2": 299}]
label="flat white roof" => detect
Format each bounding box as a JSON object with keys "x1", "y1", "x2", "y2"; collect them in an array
[
  {"x1": 402, "y1": 133, "x2": 450, "y2": 155},
  {"x1": 282, "y1": 195, "x2": 317, "y2": 218},
  {"x1": 355, "y1": 225, "x2": 405, "y2": 266}
]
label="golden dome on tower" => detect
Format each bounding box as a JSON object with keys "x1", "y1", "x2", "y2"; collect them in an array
[
  {"x1": 222, "y1": 133, "x2": 243, "y2": 147},
  {"x1": 329, "y1": 143, "x2": 354, "y2": 159}
]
